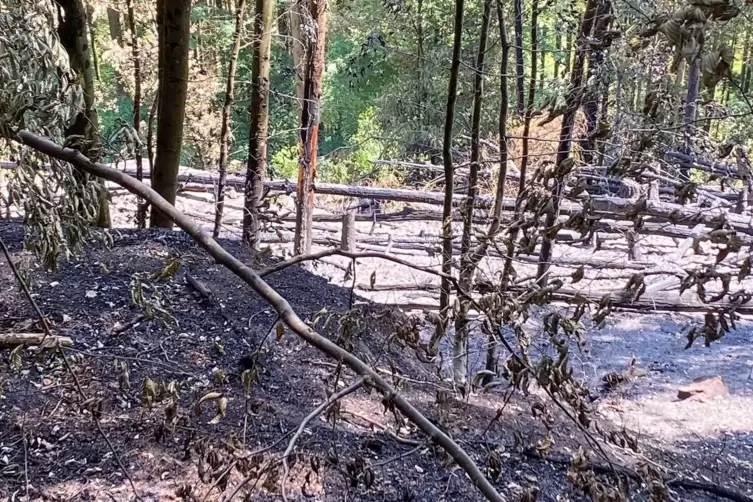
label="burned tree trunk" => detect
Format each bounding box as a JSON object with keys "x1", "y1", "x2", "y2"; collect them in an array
[
  {"x1": 293, "y1": 0, "x2": 328, "y2": 255},
  {"x1": 513, "y1": 0, "x2": 525, "y2": 115},
  {"x1": 435, "y1": 0, "x2": 465, "y2": 350},
  {"x1": 151, "y1": 0, "x2": 191, "y2": 228},
  {"x1": 454, "y1": 0, "x2": 492, "y2": 391},
  {"x1": 501, "y1": 0, "x2": 538, "y2": 284},
  {"x1": 214, "y1": 0, "x2": 248, "y2": 238},
  {"x1": 57, "y1": 0, "x2": 110, "y2": 227},
  {"x1": 125, "y1": 0, "x2": 144, "y2": 228},
  {"x1": 536, "y1": 0, "x2": 603, "y2": 286},
  {"x1": 242, "y1": 0, "x2": 273, "y2": 248}
]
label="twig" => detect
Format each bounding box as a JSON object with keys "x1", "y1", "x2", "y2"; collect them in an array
[
  {"x1": 370, "y1": 443, "x2": 426, "y2": 470},
  {"x1": 0, "y1": 234, "x2": 142, "y2": 501},
  {"x1": 112, "y1": 314, "x2": 146, "y2": 335},
  {"x1": 281, "y1": 378, "x2": 367, "y2": 502}
]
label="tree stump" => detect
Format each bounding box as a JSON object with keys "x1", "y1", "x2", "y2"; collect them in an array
[
  {"x1": 626, "y1": 229, "x2": 643, "y2": 261},
  {"x1": 340, "y1": 210, "x2": 356, "y2": 252}
]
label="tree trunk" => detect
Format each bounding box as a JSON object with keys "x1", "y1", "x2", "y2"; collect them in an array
[
  {"x1": 480, "y1": 0, "x2": 512, "y2": 379},
  {"x1": 536, "y1": 0, "x2": 602, "y2": 286},
  {"x1": 416, "y1": 0, "x2": 425, "y2": 126},
  {"x1": 554, "y1": 30, "x2": 562, "y2": 78},
  {"x1": 243, "y1": 0, "x2": 273, "y2": 247},
  {"x1": 513, "y1": 0, "x2": 525, "y2": 115},
  {"x1": 564, "y1": 30, "x2": 572, "y2": 75},
  {"x1": 126, "y1": 0, "x2": 144, "y2": 228},
  {"x1": 293, "y1": 0, "x2": 328, "y2": 255},
  {"x1": 434, "y1": 0, "x2": 465, "y2": 352},
  {"x1": 106, "y1": 7, "x2": 128, "y2": 98},
  {"x1": 538, "y1": 26, "x2": 546, "y2": 94},
  {"x1": 289, "y1": 0, "x2": 307, "y2": 115},
  {"x1": 681, "y1": 58, "x2": 700, "y2": 182},
  {"x1": 502, "y1": 0, "x2": 537, "y2": 284},
  {"x1": 58, "y1": 0, "x2": 110, "y2": 227},
  {"x1": 151, "y1": 0, "x2": 191, "y2": 228},
  {"x1": 454, "y1": 0, "x2": 491, "y2": 392},
  {"x1": 580, "y1": 0, "x2": 612, "y2": 165},
  {"x1": 214, "y1": 0, "x2": 248, "y2": 238},
  {"x1": 85, "y1": 3, "x2": 101, "y2": 81}
]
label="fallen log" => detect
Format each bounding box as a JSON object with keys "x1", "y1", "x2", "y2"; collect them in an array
[
  {"x1": 0, "y1": 332, "x2": 73, "y2": 347},
  {"x1": 665, "y1": 150, "x2": 741, "y2": 178}
]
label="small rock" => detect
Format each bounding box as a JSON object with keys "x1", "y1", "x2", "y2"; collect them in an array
[{"x1": 677, "y1": 375, "x2": 728, "y2": 402}]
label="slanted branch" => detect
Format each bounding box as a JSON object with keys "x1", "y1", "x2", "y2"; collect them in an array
[{"x1": 15, "y1": 130, "x2": 506, "y2": 502}]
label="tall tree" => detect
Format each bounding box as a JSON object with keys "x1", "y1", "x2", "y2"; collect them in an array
[
  {"x1": 57, "y1": 0, "x2": 110, "y2": 227},
  {"x1": 151, "y1": 0, "x2": 191, "y2": 228},
  {"x1": 502, "y1": 0, "x2": 538, "y2": 284},
  {"x1": 513, "y1": 0, "x2": 525, "y2": 115},
  {"x1": 433, "y1": 0, "x2": 465, "y2": 351},
  {"x1": 293, "y1": 0, "x2": 328, "y2": 255},
  {"x1": 581, "y1": 0, "x2": 613, "y2": 164},
  {"x1": 242, "y1": 0, "x2": 274, "y2": 247},
  {"x1": 214, "y1": 0, "x2": 248, "y2": 238},
  {"x1": 126, "y1": 0, "x2": 145, "y2": 228},
  {"x1": 454, "y1": 0, "x2": 492, "y2": 391},
  {"x1": 536, "y1": 0, "x2": 603, "y2": 286}
]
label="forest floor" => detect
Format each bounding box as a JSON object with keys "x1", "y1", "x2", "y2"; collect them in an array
[{"x1": 1, "y1": 189, "x2": 753, "y2": 501}]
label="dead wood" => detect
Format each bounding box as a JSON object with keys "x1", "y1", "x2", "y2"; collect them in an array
[
  {"x1": 184, "y1": 271, "x2": 213, "y2": 301},
  {"x1": 0, "y1": 332, "x2": 73, "y2": 348},
  {"x1": 16, "y1": 130, "x2": 506, "y2": 502}
]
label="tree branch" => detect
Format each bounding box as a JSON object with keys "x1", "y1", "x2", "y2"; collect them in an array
[{"x1": 14, "y1": 130, "x2": 506, "y2": 502}]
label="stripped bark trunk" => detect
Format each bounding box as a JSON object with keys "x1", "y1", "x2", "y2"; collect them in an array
[
  {"x1": 151, "y1": 0, "x2": 191, "y2": 228},
  {"x1": 125, "y1": 0, "x2": 144, "y2": 228},
  {"x1": 453, "y1": 0, "x2": 492, "y2": 391},
  {"x1": 513, "y1": 0, "x2": 525, "y2": 115},
  {"x1": 502, "y1": 0, "x2": 538, "y2": 284},
  {"x1": 536, "y1": 0, "x2": 602, "y2": 286},
  {"x1": 434, "y1": 0, "x2": 465, "y2": 351},
  {"x1": 57, "y1": 0, "x2": 110, "y2": 227},
  {"x1": 243, "y1": 0, "x2": 273, "y2": 247},
  {"x1": 214, "y1": 0, "x2": 247, "y2": 238},
  {"x1": 293, "y1": 0, "x2": 328, "y2": 254}
]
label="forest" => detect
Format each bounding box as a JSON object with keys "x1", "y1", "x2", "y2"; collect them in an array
[{"x1": 1, "y1": 0, "x2": 753, "y2": 500}]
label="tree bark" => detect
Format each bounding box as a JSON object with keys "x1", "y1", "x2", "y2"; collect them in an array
[
  {"x1": 289, "y1": 0, "x2": 307, "y2": 115},
  {"x1": 436, "y1": 0, "x2": 465, "y2": 349},
  {"x1": 293, "y1": 0, "x2": 328, "y2": 255},
  {"x1": 554, "y1": 30, "x2": 562, "y2": 78},
  {"x1": 214, "y1": 0, "x2": 248, "y2": 238},
  {"x1": 536, "y1": 0, "x2": 602, "y2": 286},
  {"x1": 454, "y1": 0, "x2": 492, "y2": 391},
  {"x1": 513, "y1": 0, "x2": 525, "y2": 116},
  {"x1": 57, "y1": 0, "x2": 110, "y2": 227},
  {"x1": 126, "y1": 0, "x2": 144, "y2": 228},
  {"x1": 242, "y1": 0, "x2": 273, "y2": 247},
  {"x1": 151, "y1": 0, "x2": 191, "y2": 228}
]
